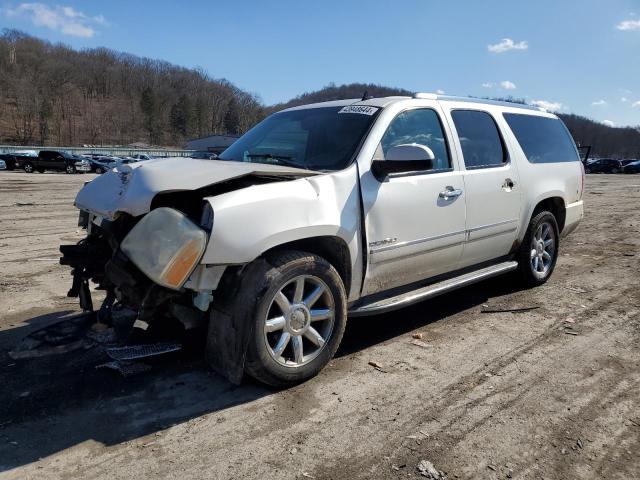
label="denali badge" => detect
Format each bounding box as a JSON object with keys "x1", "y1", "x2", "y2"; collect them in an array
[{"x1": 369, "y1": 237, "x2": 398, "y2": 248}]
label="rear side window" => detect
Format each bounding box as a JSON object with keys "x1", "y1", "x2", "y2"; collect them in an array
[
  {"x1": 451, "y1": 110, "x2": 506, "y2": 168},
  {"x1": 503, "y1": 113, "x2": 579, "y2": 163}
]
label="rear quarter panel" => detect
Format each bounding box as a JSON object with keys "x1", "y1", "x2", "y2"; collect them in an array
[{"x1": 497, "y1": 109, "x2": 583, "y2": 240}]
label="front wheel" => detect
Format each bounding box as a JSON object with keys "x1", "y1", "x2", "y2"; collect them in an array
[
  {"x1": 516, "y1": 211, "x2": 560, "y2": 287},
  {"x1": 24, "y1": 162, "x2": 34, "y2": 173},
  {"x1": 241, "y1": 251, "x2": 347, "y2": 387},
  {"x1": 65, "y1": 164, "x2": 76, "y2": 174},
  {"x1": 611, "y1": 168, "x2": 619, "y2": 174},
  {"x1": 584, "y1": 167, "x2": 591, "y2": 174},
  {"x1": 95, "y1": 166, "x2": 104, "y2": 174}
]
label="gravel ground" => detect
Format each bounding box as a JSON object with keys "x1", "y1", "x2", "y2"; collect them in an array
[{"x1": 0, "y1": 171, "x2": 638, "y2": 480}]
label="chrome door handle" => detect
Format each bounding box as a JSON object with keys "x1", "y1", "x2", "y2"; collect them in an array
[
  {"x1": 502, "y1": 178, "x2": 516, "y2": 190},
  {"x1": 439, "y1": 186, "x2": 463, "y2": 200}
]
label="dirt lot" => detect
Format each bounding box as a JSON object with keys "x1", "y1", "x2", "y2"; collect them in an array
[{"x1": 0, "y1": 171, "x2": 638, "y2": 480}]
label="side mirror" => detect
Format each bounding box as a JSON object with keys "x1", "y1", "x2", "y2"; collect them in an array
[{"x1": 371, "y1": 144, "x2": 435, "y2": 178}]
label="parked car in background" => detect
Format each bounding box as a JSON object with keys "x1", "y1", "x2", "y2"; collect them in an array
[
  {"x1": 4, "y1": 150, "x2": 38, "y2": 170},
  {"x1": 584, "y1": 158, "x2": 624, "y2": 174},
  {"x1": 0, "y1": 154, "x2": 16, "y2": 170},
  {"x1": 190, "y1": 151, "x2": 218, "y2": 160},
  {"x1": 131, "y1": 154, "x2": 153, "y2": 161},
  {"x1": 0, "y1": 159, "x2": 6, "y2": 170},
  {"x1": 88, "y1": 157, "x2": 117, "y2": 174},
  {"x1": 622, "y1": 160, "x2": 640, "y2": 174},
  {"x1": 62, "y1": 94, "x2": 584, "y2": 386},
  {"x1": 24, "y1": 150, "x2": 91, "y2": 174}
]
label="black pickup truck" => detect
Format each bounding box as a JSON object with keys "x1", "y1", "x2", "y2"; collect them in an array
[{"x1": 23, "y1": 150, "x2": 91, "y2": 174}]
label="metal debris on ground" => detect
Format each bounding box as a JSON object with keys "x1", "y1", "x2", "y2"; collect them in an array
[
  {"x1": 96, "y1": 360, "x2": 151, "y2": 377},
  {"x1": 481, "y1": 305, "x2": 540, "y2": 314},
  {"x1": 8, "y1": 313, "x2": 95, "y2": 359},
  {"x1": 106, "y1": 343, "x2": 182, "y2": 361},
  {"x1": 417, "y1": 459, "x2": 446, "y2": 479}
]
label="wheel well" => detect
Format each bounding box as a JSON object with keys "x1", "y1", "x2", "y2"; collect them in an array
[
  {"x1": 533, "y1": 197, "x2": 566, "y2": 232},
  {"x1": 264, "y1": 236, "x2": 352, "y2": 293}
]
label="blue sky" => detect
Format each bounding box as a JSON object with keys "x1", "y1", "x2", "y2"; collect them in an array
[{"x1": 1, "y1": 0, "x2": 639, "y2": 126}]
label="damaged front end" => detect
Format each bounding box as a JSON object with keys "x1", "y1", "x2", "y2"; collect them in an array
[
  {"x1": 60, "y1": 205, "x2": 211, "y2": 344},
  {"x1": 57, "y1": 159, "x2": 312, "y2": 381}
]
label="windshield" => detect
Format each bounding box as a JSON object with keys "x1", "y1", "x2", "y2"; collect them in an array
[{"x1": 219, "y1": 106, "x2": 379, "y2": 171}]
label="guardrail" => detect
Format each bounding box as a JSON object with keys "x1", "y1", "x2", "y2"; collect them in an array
[{"x1": 0, "y1": 145, "x2": 196, "y2": 157}]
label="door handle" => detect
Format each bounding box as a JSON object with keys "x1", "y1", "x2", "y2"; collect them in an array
[
  {"x1": 439, "y1": 186, "x2": 463, "y2": 200},
  {"x1": 502, "y1": 178, "x2": 516, "y2": 190}
]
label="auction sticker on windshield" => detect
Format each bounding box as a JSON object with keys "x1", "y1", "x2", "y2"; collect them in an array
[{"x1": 338, "y1": 105, "x2": 379, "y2": 115}]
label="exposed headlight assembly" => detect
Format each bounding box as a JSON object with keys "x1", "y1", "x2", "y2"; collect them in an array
[{"x1": 121, "y1": 207, "x2": 207, "y2": 290}]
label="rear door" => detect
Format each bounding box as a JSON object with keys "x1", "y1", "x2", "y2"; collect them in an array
[{"x1": 443, "y1": 107, "x2": 522, "y2": 268}]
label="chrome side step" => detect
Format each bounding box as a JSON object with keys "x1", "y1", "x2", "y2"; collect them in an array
[{"x1": 349, "y1": 261, "x2": 518, "y2": 317}]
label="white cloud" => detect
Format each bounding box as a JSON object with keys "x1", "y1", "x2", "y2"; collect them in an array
[
  {"x1": 616, "y1": 19, "x2": 640, "y2": 30},
  {"x1": 621, "y1": 97, "x2": 628, "y2": 102},
  {"x1": 602, "y1": 120, "x2": 615, "y2": 127},
  {"x1": 530, "y1": 100, "x2": 563, "y2": 112},
  {"x1": 488, "y1": 38, "x2": 528, "y2": 53},
  {"x1": 500, "y1": 80, "x2": 516, "y2": 90},
  {"x1": 632, "y1": 101, "x2": 640, "y2": 108},
  {"x1": 5, "y1": 3, "x2": 107, "y2": 38},
  {"x1": 436, "y1": 89, "x2": 445, "y2": 95},
  {"x1": 591, "y1": 99, "x2": 607, "y2": 106},
  {"x1": 481, "y1": 82, "x2": 494, "y2": 88}
]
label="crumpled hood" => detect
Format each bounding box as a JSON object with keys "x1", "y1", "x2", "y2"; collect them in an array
[{"x1": 74, "y1": 157, "x2": 314, "y2": 220}]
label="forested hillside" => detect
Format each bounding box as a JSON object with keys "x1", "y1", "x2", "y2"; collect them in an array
[
  {"x1": 1, "y1": 30, "x2": 638, "y2": 157},
  {"x1": 0, "y1": 30, "x2": 264, "y2": 147}
]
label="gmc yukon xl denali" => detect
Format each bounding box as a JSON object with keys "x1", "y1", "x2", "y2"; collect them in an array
[{"x1": 60, "y1": 94, "x2": 584, "y2": 386}]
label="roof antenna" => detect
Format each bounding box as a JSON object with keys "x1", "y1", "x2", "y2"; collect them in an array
[{"x1": 361, "y1": 90, "x2": 372, "y2": 101}]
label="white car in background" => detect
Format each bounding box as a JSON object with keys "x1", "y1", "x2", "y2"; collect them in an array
[{"x1": 61, "y1": 93, "x2": 584, "y2": 386}]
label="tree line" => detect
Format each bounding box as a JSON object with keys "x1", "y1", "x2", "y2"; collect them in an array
[
  {"x1": 1, "y1": 31, "x2": 637, "y2": 158},
  {"x1": 0, "y1": 30, "x2": 264, "y2": 147}
]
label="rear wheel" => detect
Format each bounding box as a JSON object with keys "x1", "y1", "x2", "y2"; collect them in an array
[
  {"x1": 24, "y1": 162, "x2": 34, "y2": 173},
  {"x1": 65, "y1": 164, "x2": 76, "y2": 174},
  {"x1": 95, "y1": 166, "x2": 104, "y2": 174},
  {"x1": 612, "y1": 168, "x2": 619, "y2": 174},
  {"x1": 241, "y1": 251, "x2": 347, "y2": 387},
  {"x1": 516, "y1": 211, "x2": 559, "y2": 287},
  {"x1": 584, "y1": 167, "x2": 591, "y2": 174}
]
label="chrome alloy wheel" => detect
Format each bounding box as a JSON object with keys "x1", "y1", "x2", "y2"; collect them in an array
[
  {"x1": 530, "y1": 221, "x2": 555, "y2": 277},
  {"x1": 263, "y1": 275, "x2": 335, "y2": 367}
]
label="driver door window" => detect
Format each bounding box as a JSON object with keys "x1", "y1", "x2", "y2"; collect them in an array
[{"x1": 379, "y1": 109, "x2": 451, "y2": 171}]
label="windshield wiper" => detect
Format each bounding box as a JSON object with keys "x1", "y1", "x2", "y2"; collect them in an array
[{"x1": 245, "y1": 153, "x2": 306, "y2": 169}]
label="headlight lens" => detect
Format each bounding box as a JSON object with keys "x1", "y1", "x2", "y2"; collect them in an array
[{"x1": 121, "y1": 207, "x2": 207, "y2": 290}]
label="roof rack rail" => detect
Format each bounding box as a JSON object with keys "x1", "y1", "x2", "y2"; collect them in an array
[{"x1": 413, "y1": 92, "x2": 438, "y2": 100}]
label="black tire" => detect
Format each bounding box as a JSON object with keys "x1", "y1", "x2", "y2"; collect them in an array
[
  {"x1": 24, "y1": 162, "x2": 34, "y2": 173},
  {"x1": 65, "y1": 164, "x2": 76, "y2": 174},
  {"x1": 612, "y1": 168, "x2": 619, "y2": 174},
  {"x1": 213, "y1": 250, "x2": 347, "y2": 387},
  {"x1": 95, "y1": 166, "x2": 104, "y2": 174},
  {"x1": 584, "y1": 167, "x2": 591, "y2": 174},
  {"x1": 516, "y1": 211, "x2": 560, "y2": 287},
  {"x1": 37, "y1": 167, "x2": 45, "y2": 173}
]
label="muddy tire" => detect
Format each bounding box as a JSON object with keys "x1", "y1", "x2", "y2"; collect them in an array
[
  {"x1": 516, "y1": 211, "x2": 560, "y2": 287},
  {"x1": 223, "y1": 250, "x2": 347, "y2": 387}
]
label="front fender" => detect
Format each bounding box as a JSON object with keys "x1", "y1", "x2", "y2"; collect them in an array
[{"x1": 201, "y1": 164, "x2": 362, "y2": 293}]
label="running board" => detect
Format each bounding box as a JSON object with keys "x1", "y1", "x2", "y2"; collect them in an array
[{"x1": 349, "y1": 261, "x2": 518, "y2": 317}]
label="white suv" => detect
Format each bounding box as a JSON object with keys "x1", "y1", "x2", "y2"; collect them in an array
[{"x1": 61, "y1": 93, "x2": 584, "y2": 386}]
